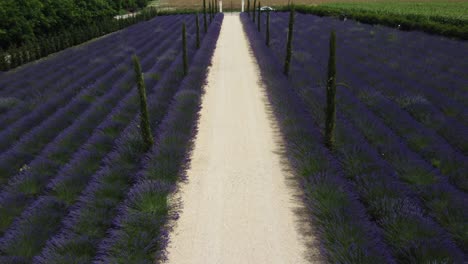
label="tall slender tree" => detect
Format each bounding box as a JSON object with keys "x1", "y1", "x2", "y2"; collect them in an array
[
  {"x1": 0, "y1": 49, "x2": 7, "y2": 71},
  {"x1": 132, "y1": 55, "x2": 154, "y2": 151},
  {"x1": 253, "y1": 0, "x2": 256, "y2": 22},
  {"x1": 247, "y1": 0, "x2": 250, "y2": 17},
  {"x1": 257, "y1": 1, "x2": 261, "y2": 32},
  {"x1": 196, "y1": 13, "x2": 200, "y2": 49},
  {"x1": 203, "y1": 0, "x2": 207, "y2": 33},
  {"x1": 284, "y1": 6, "x2": 295, "y2": 76},
  {"x1": 182, "y1": 23, "x2": 188, "y2": 76},
  {"x1": 266, "y1": 10, "x2": 270, "y2": 46},
  {"x1": 209, "y1": 1, "x2": 212, "y2": 23},
  {"x1": 325, "y1": 31, "x2": 337, "y2": 150}
]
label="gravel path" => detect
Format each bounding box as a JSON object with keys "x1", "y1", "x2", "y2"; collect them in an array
[{"x1": 164, "y1": 14, "x2": 317, "y2": 264}]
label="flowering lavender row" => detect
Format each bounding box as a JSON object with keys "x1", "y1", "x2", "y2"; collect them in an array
[
  {"x1": 335, "y1": 87, "x2": 468, "y2": 251},
  {"x1": 341, "y1": 68, "x2": 468, "y2": 192},
  {"x1": 258, "y1": 12, "x2": 466, "y2": 260},
  {"x1": 0, "y1": 20, "x2": 162, "y2": 140},
  {"x1": 268, "y1": 18, "x2": 468, "y2": 194},
  {"x1": 0, "y1": 15, "x2": 176, "y2": 149},
  {"x1": 266, "y1": 13, "x2": 468, "y2": 193},
  {"x1": 242, "y1": 14, "x2": 393, "y2": 263},
  {"x1": 0, "y1": 18, "x2": 189, "y2": 237},
  {"x1": 0, "y1": 16, "x2": 175, "y2": 132},
  {"x1": 0, "y1": 13, "x2": 162, "y2": 92},
  {"x1": 338, "y1": 48, "x2": 468, "y2": 153},
  {"x1": 302, "y1": 15, "x2": 468, "y2": 106},
  {"x1": 269, "y1": 13, "x2": 468, "y2": 154},
  {"x1": 95, "y1": 15, "x2": 223, "y2": 264},
  {"x1": 1, "y1": 16, "x2": 201, "y2": 259},
  {"x1": 33, "y1": 54, "x2": 188, "y2": 264},
  {"x1": 0, "y1": 32, "x2": 167, "y2": 185},
  {"x1": 0, "y1": 19, "x2": 136, "y2": 97},
  {"x1": 341, "y1": 44, "x2": 468, "y2": 122},
  {"x1": 348, "y1": 30, "x2": 468, "y2": 106},
  {"x1": 0, "y1": 34, "x2": 115, "y2": 98},
  {"x1": 268, "y1": 9, "x2": 467, "y2": 245},
  {"x1": 0, "y1": 19, "x2": 157, "y2": 100},
  {"x1": 0, "y1": 33, "x2": 197, "y2": 261},
  {"x1": 351, "y1": 43, "x2": 468, "y2": 119}
]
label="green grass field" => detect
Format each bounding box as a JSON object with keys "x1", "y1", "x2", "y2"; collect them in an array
[
  {"x1": 291, "y1": 1, "x2": 468, "y2": 39},
  {"x1": 318, "y1": 2, "x2": 468, "y2": 25}
]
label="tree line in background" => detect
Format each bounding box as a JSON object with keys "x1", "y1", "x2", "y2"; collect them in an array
[
  {"x1": 0, "y1": 7, "x2": 159, "y2": 71},
  {"x1": 0, "y1": 0, "x2": 150, "y2": 51}
]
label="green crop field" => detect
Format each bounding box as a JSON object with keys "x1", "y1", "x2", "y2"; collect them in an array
[
  {"x1": 314, "y1": 2, "x2": 468, "y2": 25},
  {"x1": 290, "y1": 1, "x2": 468, "y2": 39}
]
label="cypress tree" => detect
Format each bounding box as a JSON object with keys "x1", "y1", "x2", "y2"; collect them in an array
[
  {"x1": 257, "y1": 1, "x2": 261, "y2": 32},
  {"x1": 266, "y1": 11, "x2": 270, "y2": 46},
  {"x1": 284, "y1": 7, "x2": 294, "y2": 76},
  {"x1": 325, "y1": 31, "x2": 337, "y2": 150},
  {"x1": 247, "y1": 0, "x2": 250, "y2": 17},
  {"x1": 196, "y1": 14, "x2": 200, "y2": 49},
  {"x1": 132, "y1": 55, "x2": 154, "y2": 151},
  {"x1": 253, "y1": 0, "x2": 257, "y2": 22},
  {"x1": 0, "y1": 49, "x2": 7, "y2": 71},
  {"x1": 182, "y1": 23, "x2": 188, "y2": 76},
  {"x1": 209, "y1": 1, "x2": 212, "y2": 24},
  {"x1": 203, "y1": 0, "x2": 207, "y2": 33},
  {"x1": 18, "y1": 48, "x2": 24, "y2": 66}
]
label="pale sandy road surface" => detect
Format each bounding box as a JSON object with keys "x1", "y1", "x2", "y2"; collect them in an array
[{"x1": 164, "y1": 14, "x2": 319, "y2": 264}]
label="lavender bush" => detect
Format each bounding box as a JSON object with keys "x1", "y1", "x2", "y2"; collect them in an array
[
  {"x1": 251, "y1": 11, "x2": 467, "y2": 261},
  {"x1": 0, "y1": 14, "x2": 213, "y2": 262}
]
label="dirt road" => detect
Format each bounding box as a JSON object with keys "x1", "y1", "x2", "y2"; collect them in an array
[{"x1": 164, "y1": 14, "x2": 315, "y2": 264}]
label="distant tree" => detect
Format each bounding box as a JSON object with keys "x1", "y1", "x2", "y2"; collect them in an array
[
  {"x1": 266, "y1": 11, "x2": 270, "y2": 46},
  {"x1": 257, "y1": 1, "x2": 261, "y2": 32},
  {"x1": 203, "y1": 0, "x2": 207, "y2": 32},
  {"x1": 253, "y1": 0, "x2": 256, "y2": 22},
  {"x1": 284, "y1": 7, "x2": 294, "y2": 76},
  {"x1": 132, "y1": 55, "x2": 154, "y2": 151},
  {"x1": 247, "y1": 0, "x2": 250, "y2": 17},
  {"x1": 209, "y1": 1, "x2": 212, "y2": 23},
  {"x1": 182, "y1": 23, "x2": 188, "y2": 76},
  {"x1": 0, "y1": 49, "x2": 8, "y2": 71},
  {"x1": 196, "y1": 14, "x2": 200, "y2": 49},
  {"x1": 325, "y1": 30, "x2": 337, "y2": 150}
]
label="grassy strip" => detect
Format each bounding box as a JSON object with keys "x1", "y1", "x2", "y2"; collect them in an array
[
  {"x1": 95, "y1": 14, "x2": 223, "y2": 263},
  {"x1": 277, "y1": 4, "x2": 468, "y2": 40}
]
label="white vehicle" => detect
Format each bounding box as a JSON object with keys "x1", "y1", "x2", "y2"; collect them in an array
[{"x1": 260, "y1": 6, "x2": 275, "y2": 12}]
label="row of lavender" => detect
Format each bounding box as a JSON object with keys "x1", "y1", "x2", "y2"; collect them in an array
[
  {"x1": 0, "y1": 14, "x2": 222, "y2": 263},
  {"x1": 0, "y1": 8, "x2": 161, "y2": 72},
  {"x1": 243, "y1": 10, "x2": 467, "y2": 263}
]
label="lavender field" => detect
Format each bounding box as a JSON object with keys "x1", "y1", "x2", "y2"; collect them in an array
[
  {"x1": 0, "y1": 7, "x2": 467, "y2": 263},
  {"x1": 243, "y1": 11, "x2": 467, "y2": 263},
  {"x1": 0, "y1": 13, "x2": 223, "y2": 263}
]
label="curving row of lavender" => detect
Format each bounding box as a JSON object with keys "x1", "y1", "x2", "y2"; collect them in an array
[
  {"x1": 243, "y1": 12, "x2": 467, "y2": 263},
  {"x1": 0, "y1": 13, "x2": 223, "y2": 263}
]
